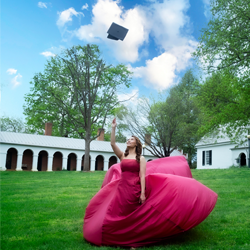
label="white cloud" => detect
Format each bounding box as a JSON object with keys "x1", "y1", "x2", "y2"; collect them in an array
[
  {"x1": 202, "y1": 0, "x2": 211, "y2": 19},
  {"x1": 72, "y1": 0, "x2": 197, "y2": 90},
  {"x1": 131, "y1": 53, "x2": 178, "y2": 90},
  {"x1": 40, "y1": 51, "x2": 56, "y2": 57},
  {"x1": 82, "y1": 3, "x2": 88, "y2": 10},
  {"x1": 128, "y1": 40, "x2": 197, "y2": 90},
  {"x1": 76, "y1": 0, "x2": 149, "y2": 63},
  {"x1": 57, "y1": 7, "x2": 83, "y2": 27},
  {"x1": 40, "y1": 46, "x2": 65, "y2": 57},
  {"x1": 7, "y1": 68, "x2": 17, "y2": 75},
  {"x1": 38, "y1": 2, "x2": 47, "y2": 8},
  {"x1": 11, "y1": 73, "x2": 22, "y2": 88},
  {"x1": 149, "y1": 0, "x2": 192, "y2": 49},
  {"x1": 169, "y1": 40, "x2": 197, "y2": 72}
]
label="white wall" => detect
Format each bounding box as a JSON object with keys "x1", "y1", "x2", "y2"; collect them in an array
[{"x1": 197, "y1": 143, "x2": 236, "y2": 169}]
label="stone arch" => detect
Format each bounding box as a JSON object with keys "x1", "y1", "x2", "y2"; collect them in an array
[
  {"x1": 109, "y1": 156, "x2": 118, "y2": 168},
  {"x1": 6, "y1": 147, "x2": 18, "y2": 170},
  {"x1": 147, "y1": 159, "x2": 153, "y2": 162},
  {"x1": 38, "y1": 150, "x2": 48, "y2": 171},
  {"x1": 95, "y1": 155, "x2": 104, "y2": 171},
  {"x1": 53, "y1": 151, "x2": 63, "y2": 171},
  {"x1": 82, "y1": 155, "x2": 91, "y2": 171},
  {"x1": 239, "y1": 153, "x2": 246, "y2": 166},
  {"x1": 67, "y1": 153, "x2": 77, "y2": 171},
  {"x1": 22, "y1": 149, "x2": 33, "y2": 171}
]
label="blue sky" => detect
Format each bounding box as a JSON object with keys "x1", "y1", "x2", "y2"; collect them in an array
[{"x1": 1, "y1": 0, "x2": 210, "y2": 120}]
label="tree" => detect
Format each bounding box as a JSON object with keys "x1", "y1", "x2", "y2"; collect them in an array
[
  {"x1": 193, "y1": 0, "x2": 250, "y2": 74},
  {"x1": 172, "y1": 70, "x2": 201, "y2": 166},
  {"x1": 120, "y1": 97, "x2": 167, "y2": 157},
  {"x1": 148, "y1": 93, "x2": 184, "y2": 157},
  {"x1": 193, "y1": 0, "x2": 250, "y2": 144},
  {"x1": 195, "y1": 70, "x2": 250, "y2": 144},
  {"x1": 122, "y1": 94, "x2": 186, "y2": 158},
  {"x1": 24, "y1": 44, "x2": 132, "y2": 170},
  {"x1": 24, "y1": 86, "x2": 79, "y2": 137},
  {"x1": 0, "y1": 116, "x2": 29, "y2": 133},
  {"x1": 121, "y1": 70, "x2": 200, "y2": 167}
]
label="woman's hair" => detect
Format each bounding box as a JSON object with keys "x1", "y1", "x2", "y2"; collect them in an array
[{"x1": 124, "y1": 135, "x2": 142, "y2": 163}]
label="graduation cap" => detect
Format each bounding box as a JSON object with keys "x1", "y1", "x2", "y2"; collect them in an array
[{"x1": 107, "y1": 22, "x2": 129, "y2": 41}]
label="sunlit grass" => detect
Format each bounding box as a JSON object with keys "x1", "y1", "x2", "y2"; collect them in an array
[{"x1": 1, "y1": 168, "x2": 250, "y2": 250}]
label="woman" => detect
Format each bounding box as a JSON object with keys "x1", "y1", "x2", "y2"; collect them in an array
[
  {"x1": 110, "y1": 117, "x2": 146, "y2": 206},
  {"x1": 83, "y1": 118, "x2": 218, "y2": 248}
]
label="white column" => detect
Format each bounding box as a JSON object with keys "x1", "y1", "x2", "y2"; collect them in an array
[
  {"x1": 76, "y1": 157, "x2": 82, "y2": 171},
  {"x1": 32, "y1": 155, "x2": 38, "y2": 171},
  {"x1": 104, "y1": 160, "x2": 109, "y2": 171},
  {"x1": 16, "y1": 153, "x2": 23, "y2": 171},
  {"x1": 47, "y1": 156, "x2": 53, "y2": 171},
  {"x1": 62, "y1": 157, "x2": 67, "y2": 170},
  {"x1": 90, "y1": 159, "x2": 96, "y2": 171},
  {"x1": 0, "y1": 152, "x2": 7, "y2": 171}
]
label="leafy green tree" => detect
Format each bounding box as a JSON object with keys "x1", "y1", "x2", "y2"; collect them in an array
[
  {"x1": 0, "y1": 116, "x2": 29, "y2": 133},
  {"x1": 122, "y1": 94, "x2": 186, "y2": 158},
  {"x1": 193, "y1": 0, "x2": 250, "y2": 145},
  {"x1": 172, "y1": 70, "x2": 201, "y2": 167},
  {"x1": 193, "y1": 0, "x2": 250, "y2": 74},
  {"x1": 24, "y1": 44, "x2": 132, "y2": 170},
  {"x1": 121, "y1": 70, "x2": 200, "y2": 167},
  {"x1": 24, "y1": 84, "x2": 79, "y2": 137},
  {"x1": 148, "y1": 93, "x2": 184, "y2": 157},
  {"x1": 195, "y1": 70, "x2": 250, "y2": 144}
]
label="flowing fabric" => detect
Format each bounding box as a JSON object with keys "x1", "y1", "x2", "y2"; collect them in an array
[
  {"x1": 83, "y1": 156, "x2": 217, "y2": 247},
  {"x1": 101, "y1": 155, "x2": 192, "y2": 188}
]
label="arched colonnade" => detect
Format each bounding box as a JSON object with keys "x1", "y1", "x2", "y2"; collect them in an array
[{"x1": 1, "y1": 146, "x2": 119, "y2": 171}]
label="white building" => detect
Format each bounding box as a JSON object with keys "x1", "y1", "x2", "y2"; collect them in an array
[
  {"x1": 0, "y1": 131, "x2": 186, "y2": 171},
  {"x1": 196, "y1": 131, "x2": 249, "y2": 169}
]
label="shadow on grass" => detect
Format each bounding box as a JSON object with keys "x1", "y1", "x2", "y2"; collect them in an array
[
  {"x1": 82, "y1": 229, "x2": 209, "y2": 250},
  {"x1": 166, "y1": 229, "x2": 208, "y2": 242}
]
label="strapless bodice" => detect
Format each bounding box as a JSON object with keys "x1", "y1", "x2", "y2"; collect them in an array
[{"x1": 120, "y1": 159, "x2": 140, "y2": 174}]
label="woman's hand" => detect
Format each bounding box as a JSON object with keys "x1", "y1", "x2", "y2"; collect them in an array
[
  {"x1": 139, "y1": 193, "x2": 146, "y2": 204},
  {"x1": 111, "y1": 117, "x2": 117, "y2": 129},
  {"x1": 110, "y1": 117, "x2": 123, "y2": 159}
]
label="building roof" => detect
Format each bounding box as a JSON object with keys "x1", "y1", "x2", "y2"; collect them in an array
[
  {"x1": 196, "y1": 134, "x2": 231, "y2": 147},
  {"x1": 0, "y1": 131, "x2": 155, "y2": 156},
  {"x1": 195, "y1": 129, "x2": 248, "y2": 147}
]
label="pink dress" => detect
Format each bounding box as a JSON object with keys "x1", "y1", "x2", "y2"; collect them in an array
[{"x1": 83, "y1": 156, "x2": 217, "y2": 247}]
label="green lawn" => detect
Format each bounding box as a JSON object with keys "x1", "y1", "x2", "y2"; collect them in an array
[{"x1": 1, "y1": 168, "x2": 250, "y2": 250}]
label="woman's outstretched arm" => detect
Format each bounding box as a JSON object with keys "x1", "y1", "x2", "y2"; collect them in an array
[
  {"x1": 139, "y1": 156, "x2": 146, "y2": 204},
  {"x1": 111, "y1": 118, "x2": 124, "y2": 160}
]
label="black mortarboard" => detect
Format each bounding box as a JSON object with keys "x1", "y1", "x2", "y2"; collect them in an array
[{"x1": 107, "y1": 22, "x2": 129, "y2": 41}]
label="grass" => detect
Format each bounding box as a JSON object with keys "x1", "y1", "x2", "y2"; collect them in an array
[{"x1": 1, "y1": 168, "x2": 250, "y2": 250}]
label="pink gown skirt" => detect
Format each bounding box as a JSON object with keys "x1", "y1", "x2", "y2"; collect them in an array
[{"x1": 83, "y1": 156, "x2": 218, "y2": 247}]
